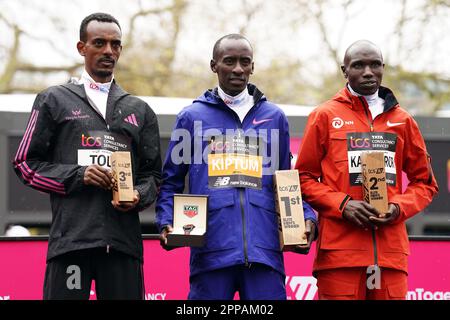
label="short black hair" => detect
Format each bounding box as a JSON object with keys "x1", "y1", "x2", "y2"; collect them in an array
[
  {"x1": 212, "y1": 34, "x2": 253, "y2": 60},
  {"x1": 343, "y1": 40, "x2": 383, "y2": 67},
  {"x1": 79, "y1": 12, "x2": 121, "y2": 42}
]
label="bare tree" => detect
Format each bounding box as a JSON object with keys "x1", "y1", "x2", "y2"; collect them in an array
[
  {"x1": 0, "y1": 0, "x2": 188, "y2": 96},
  {"x1": 0, "y1": 0, "x2": 448, "y2": 113},
  {"x1": 288, "y1": 0, "x2": 450, "y2": 113},
  {"x1": 117, "y1": 0, "x2": 188, "y2": 96}
]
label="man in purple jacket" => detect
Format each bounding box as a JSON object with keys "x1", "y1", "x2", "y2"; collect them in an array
[{"x1": 156, "y1": 34, "x2": 317, "y2": 300}]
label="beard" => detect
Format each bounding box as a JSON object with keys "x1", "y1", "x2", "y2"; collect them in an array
[{"x1": 93, "y1": 69, "x2": 113, "y2": 78}]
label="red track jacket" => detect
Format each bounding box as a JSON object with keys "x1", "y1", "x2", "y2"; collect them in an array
[{"x1": 295, "y1": 85, "x2": 438, "y2": 273}]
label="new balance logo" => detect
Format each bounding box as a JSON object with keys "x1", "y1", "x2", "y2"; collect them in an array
[
  {"x1": 213, "y1": 177, "x2": 230, "y2": 187},
  {"x1": 124, "y1": 114, "x2": 139, "y2": 127},
  {"x1": 286, "y1": 276, "x2": 318, "y2": 300}
]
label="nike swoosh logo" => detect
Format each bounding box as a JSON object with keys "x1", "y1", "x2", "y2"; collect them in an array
[
  {"x1": 252, "y1": 118, "x2": 272, "y2": 125},
  {"x1": 387, "y1": 120, "x2": 405, "y2": 127}
]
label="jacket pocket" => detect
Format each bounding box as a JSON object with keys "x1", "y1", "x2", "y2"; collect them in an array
[
  {"x1": 378, "y1": 223, "x2": 410, "y2": 255},
  {"x1": 318, "y1": 274, "x2": 357, "y2": 299},
  {"x1": 329, "y1": 132, "x2": 349, "y2": 162},
  {"x1": 50, "y1": 195, "x2": 65, "y2": 239},
  {"x1": 319, "y1": 218, "x2": 370, "y2": 251},
  {"x1": 387, "y1": 281, "x2": 407, "y2": 299},
  {"x1": 248, "y1": 190, "x2": 281, "y2": 251},
  {"x1": 326, "y1": 132, "x2": 352, "y2": 189},
  {"x1": 201, "y1": 190, "x2": 237, "y2": 252}
]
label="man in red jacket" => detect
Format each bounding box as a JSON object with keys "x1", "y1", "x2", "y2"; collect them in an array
[{"x1": 295, "y1": 40, "x2": 438, "y2": 300}]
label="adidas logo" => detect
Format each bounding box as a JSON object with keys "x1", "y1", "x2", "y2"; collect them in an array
[{"x1": 124, "y1": 113, "x2": 139, "y2": 127}]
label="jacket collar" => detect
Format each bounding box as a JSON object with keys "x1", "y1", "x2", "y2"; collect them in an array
[
  {"x1": 62, "y1": 79, "x2": 128, "y2": 100},
  {"x1": 201, "y1": 83, "x2": 266, "y2": 107},
  {"x1": 105, "y1": 81, "x2": 129, "y2": 124},
  {"x1": 61, "y1": 81, "x2": 88, "y2": 101},
  {"x1": 334, "y1": 84, "x2": 399, "y2": 112},
  {"x1": 61, "y1": 80, "x2": 129, "y2": 123}
]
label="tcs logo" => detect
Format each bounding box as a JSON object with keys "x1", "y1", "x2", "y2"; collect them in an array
[
  {"x1": 210, "y1": 141, "x2": 232, "y2": 152},
  {"x1": 81, "y1": 134, "x2": 102, "y2": 147},
  {"x1": 349, "y1": 136, "x2": 371, "y2": 149},
  {"x1": 286, "y1": 276, "x2": 318, "y2": 300}
]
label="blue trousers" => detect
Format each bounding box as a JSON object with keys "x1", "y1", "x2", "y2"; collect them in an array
[{"x1": 188, "y1": 263, "x2": 286, "y2": 300}]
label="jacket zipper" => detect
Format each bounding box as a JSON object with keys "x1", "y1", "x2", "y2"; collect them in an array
[
  {"x1": 73, "y1": 84, "x2": 123, "y2": 254},
  {"x1": 359, "y1": 96, "x2": 374, "y2": 132},
  {"x1": 358, "y1": 96, "x2": 379, "y2": 268},
  {"x1": 83, "y1": 96, "x2": 111, "y2": 254},
  {"x1": 219, "y1": 98, "x2": 259, "y2": 267},
  {"x1": 237, "y1": 112, "x2": 250, "y2": 267},
  {"x1": 371, "y1": 229, "x2": 378, "y2": 267},
  {"x1": 239, "y1": 190, "x2": 249, "y2": 266}
]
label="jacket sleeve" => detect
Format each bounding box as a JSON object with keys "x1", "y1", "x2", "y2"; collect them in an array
[
  {"x1": 134, "y1": 105, "x2": 162, "y2": 211},
  {"x1": 389, "y1": 117, "x2": 439, "y2": 223},
  {"x1": 295, "y1": 109, "x2": 350, "y2": 220},
  {"x1": 155, "y1": 112, "x2": 191, "y2": 232},
  {"x1": 12, "y1": 92, "x2": 86, "y2": 196},
  {"x1": 278, "y1": 112, "x2": 291, "y2": 171},
  {"x1": 279, "y1": 112, "x2": 317, "y2": 223}
]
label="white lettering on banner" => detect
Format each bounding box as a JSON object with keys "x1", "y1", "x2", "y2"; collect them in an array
[
  {"x1": 78, "y1": 149, "x2": 112, "y2": 168},
  {"x1": 0, "y1": 296, "x2": 10, "y2": 300},
  {"x1": 145, "y1": 292, "x2": 167, "y2": 300},
  {"x1": 169, "y1": 121, "x2": 281, "y2": 175},
  {"x1": 347, "y1": 150, "x2": 396, "y2": 174},
  {"x1": 211, "y1": 157, "x2": 259, "y2": 172},
  {"x1": 286, "y1": 276, "x2": 318, "y2": 300},
  {"x1": 407, "y1": 288, "x2": 450, "y2": 300}
]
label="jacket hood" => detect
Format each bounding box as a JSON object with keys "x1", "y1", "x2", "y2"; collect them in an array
[
  {"x1": 194, "y1": 83, "x2": 267, "y2": 106},
  {"x1": 333, "y1": 85, "x2": 399, "y2": 112}
]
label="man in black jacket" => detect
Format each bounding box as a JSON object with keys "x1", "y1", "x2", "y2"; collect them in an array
[{"x1": 12, "y1": 12, "x2": 162, "y2": 300}]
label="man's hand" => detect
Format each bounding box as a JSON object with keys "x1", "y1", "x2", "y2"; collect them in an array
[
  {"x1": 293, "y1": 220, "x2": 316, "y2": 254},
  {"x1": 160, "y1": 225, "x2": 174, "y2": 251},
  {"x1": 369, "y1": 203, "x2": 400, "y2": 226},
  {"x1": 343, "y1": 200, "x2": 380, "y2": 230},
  {"x1": 111, "y1": 190, "x2": 140, "y2": 212},
  {"x1": 83, "y1": 165, "x2": 114, "y2": 190}
]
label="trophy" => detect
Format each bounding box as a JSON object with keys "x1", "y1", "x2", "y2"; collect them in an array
[
  {"x1": 166, "y1": 194, "x2": 208, "y2": 247},
  {"x1": 111, "y1": 151, "x2": 134, "y2": 202},
  {"x1": 274, "y1": 170, "x2": 307, "y2": 250},
  {"x1": 361, "y1": 151, "x2": 389, "y2": 217}
]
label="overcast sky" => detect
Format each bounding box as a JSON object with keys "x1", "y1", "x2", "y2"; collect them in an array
[{"x1": 1, "y1": 0, "x2": 449, "y2": 81}]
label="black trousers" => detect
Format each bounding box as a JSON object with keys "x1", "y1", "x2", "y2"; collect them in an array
[{"x1": 43, "y1": 247, "x2": 144, "y2": 300}]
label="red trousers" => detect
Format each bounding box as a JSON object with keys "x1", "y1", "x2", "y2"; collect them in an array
[{"x1": 316, "y1": 267, "x2": 407, "y2": 300}]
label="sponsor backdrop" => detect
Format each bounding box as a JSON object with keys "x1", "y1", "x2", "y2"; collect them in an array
[
  {"x1": 0, "y1": 238, "x2": 449, "y2": 300},
  {"x1": 1, "y1": 137, "x2": 446, "y2": 300}
]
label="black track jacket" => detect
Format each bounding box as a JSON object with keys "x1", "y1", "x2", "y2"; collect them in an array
[{"x1": 13, "y1": 81, "x2": 162, "y2": 261}]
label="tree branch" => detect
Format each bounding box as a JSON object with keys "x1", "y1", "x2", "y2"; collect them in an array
[
  {"x1": 15, "y1": 63, "x2": 83, "y2": 74},
  {"x1": 126, "y1": 2, "x2": 186, "y2": 48}
]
